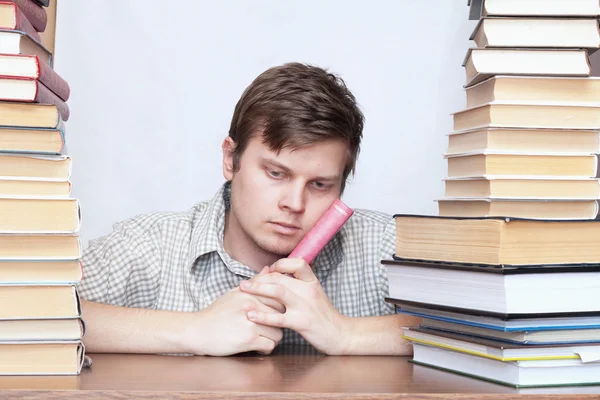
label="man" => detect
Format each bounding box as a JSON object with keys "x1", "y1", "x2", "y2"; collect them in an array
[{"x1": 78, "y1": 62, "x2": 418, "y2": 356}]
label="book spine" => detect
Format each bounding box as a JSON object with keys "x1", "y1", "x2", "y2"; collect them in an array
[
  {"x1": 34, "y1": 80, "x2": 70, "y2": 121},
  {"x1": 0, "y1": 3, "x2": 41, "y2": 42},
  {"x1": 288, "y1": 199, "x2": 353, "y2": 264},
  {"x1": 36, "y1": 56, "x2": 70, "y2": 101},
  {"x1": 10, "y1": 0, "x2": 46, "y2": 32},
  {"x1": 56, "y1": 117, "x2": 65, "y2": 153}
]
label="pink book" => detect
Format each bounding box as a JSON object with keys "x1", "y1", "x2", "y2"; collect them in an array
[
  {"x1": 0, "y1": 78, "x2": 71, "y2": 121},
  {"x1": 0, "y1": 1, "x2": 41, "y2": 42},
  {"x1": 288, "y1": 199, "x2": 354, "y2": 264},
  {"x1": 34, "y1": 80, "x2": 69, "y2": 121},
  {"x1": 0, "y1": 54, "x2": 70, "y2": 101},
  {"x1": 6, "y1": 0, "x2": 46, "y2": 33}
]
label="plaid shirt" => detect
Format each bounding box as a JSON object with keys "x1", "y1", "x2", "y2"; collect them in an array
[{"x1": 78, "y1": 182, "x2": 396, "y2": 345}]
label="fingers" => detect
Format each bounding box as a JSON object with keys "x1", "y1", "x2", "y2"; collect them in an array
[
  {"x1": 241, "y1": 287, "x2": 286, "y2": 314},
  {"x1": 240, "y1": 279, "x2": 298, "y2": 308},
  {"x1": 271, "y1": 258, "x2": 317, "y2": 282},
  {"x1": 248, "y1": 310, "x2": 288, "y2": 329},
  {"x1": 257, "y1": 323, "x2": 284, "y2": 344},
  {"x1": 253, "y1": 335, "x2": 277, "y2": 355},
  {"x1": 258, "y1": 266, "x2": 270, "y2": 275},
  {"x1": 253, "y1": 294, "x2": 286, "y2": 313}
]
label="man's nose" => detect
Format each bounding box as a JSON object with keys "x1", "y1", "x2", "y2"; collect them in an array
[{"x1": 279, "y1": 183, "x2": 306, "y2": 213}]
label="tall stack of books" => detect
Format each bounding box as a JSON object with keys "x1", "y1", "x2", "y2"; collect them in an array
[
  {"x1": 383, "y1": 0, "x2": 600, "y2": 389},
  {"x1": 0, "y1": 0, "x2": 85, "y2": 375}
]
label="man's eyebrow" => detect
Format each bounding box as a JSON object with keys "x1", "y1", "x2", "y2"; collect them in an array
[
  {"x1": 261, "y1": 157, "x2": 292, "y2": 174},
  {"x1": 313, "y1": 174, "x2": 342, "y2": 182},
  {"x1": 262, "y1": 157, "x2": 342, "y2": 182}
]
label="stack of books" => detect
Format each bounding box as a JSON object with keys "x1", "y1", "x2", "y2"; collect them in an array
[
  {"x1": 383, "y1": 0, "x2": 600, "y2": 389},
  {"x1": 0, "y1": 0, "x2": 85, "y2": 375},
  {"x1": 441, "y1": 0, "x2": 600, "y2": 220}
]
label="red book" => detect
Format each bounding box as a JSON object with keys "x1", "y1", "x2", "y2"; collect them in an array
[
  {"x1": 6, "y1": 0, "x2": 45, "y2": 33},
  {"x1": 0, "y1": 78, "x2": 70, "y2": 121},
  {"x1": 0, "y1": 53, "x2": 70, "y2": 101},
  {"x1": 0, "y1": 1, "x2": 40, "y2": 41},
  {"x1": 33, "y1": 80, "x2": 69, "y2": 121}
]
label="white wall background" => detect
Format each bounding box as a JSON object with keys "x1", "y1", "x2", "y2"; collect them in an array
[{"x1": 53, "y1": 0, "x2": 477, "y2": 246}]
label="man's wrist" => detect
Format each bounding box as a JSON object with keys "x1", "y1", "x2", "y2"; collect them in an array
[
  {"x1": 174, "y1": 310, "x2": 208, "y2": 355},
  {"x1": 336, "y1": 314, "x2": 358, "y2": 355}
]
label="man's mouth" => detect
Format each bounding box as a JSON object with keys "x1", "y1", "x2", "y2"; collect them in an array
[{"x1": 269, "y1": 221, "x2": 301, "y2": 235}]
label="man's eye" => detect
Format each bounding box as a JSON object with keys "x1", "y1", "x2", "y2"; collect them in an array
[
  {"x1": 312, "y1": 181, "x2": 327, "y2": 189},
  {"x1": 268, "y1": 170, "x2": 282, "y2": 178}
]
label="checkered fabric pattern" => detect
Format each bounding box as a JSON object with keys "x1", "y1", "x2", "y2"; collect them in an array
[{"x1": 78, "y1": 182, "x2": 396, "y2": 345}]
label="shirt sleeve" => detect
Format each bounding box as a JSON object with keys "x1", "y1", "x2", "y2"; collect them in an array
[
  {"x1": 376, "y1": 216, "x2": 397, "y2": 315},
  {"x1": 77, "y1": 218, "x2": 161, "y2": 309}
]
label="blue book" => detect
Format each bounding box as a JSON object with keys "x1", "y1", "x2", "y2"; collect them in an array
[{"x1": 390, "y1": 299, "x2": 600, "y2": 332}]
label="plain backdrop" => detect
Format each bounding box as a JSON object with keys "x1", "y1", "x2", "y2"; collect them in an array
[{"x1": 53, "y1": 1, "x2": 477, "y2": 246}]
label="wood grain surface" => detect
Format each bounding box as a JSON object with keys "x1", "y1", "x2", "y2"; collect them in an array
[{"x1": 0, "y1": 346, "x2": 597, "y2": 399}]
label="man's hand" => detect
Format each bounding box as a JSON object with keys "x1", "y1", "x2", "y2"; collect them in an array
[
  {"x1": 252, "y1": 266, "x2": 286, "y2": 313},
  {"x1": 184, "y1": 287, "x2": 284, "y2": 356},
  {"x1": 238, "y1": 258, "x2": 350, "y2": 355}
]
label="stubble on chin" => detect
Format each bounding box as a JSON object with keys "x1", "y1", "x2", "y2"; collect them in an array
[{"x1": 253, "y1": 232, "x2": 299, "y2": 257}]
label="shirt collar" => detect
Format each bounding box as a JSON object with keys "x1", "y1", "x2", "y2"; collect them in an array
[
  {"x1": 189, "y1": 181, "x2": 229, "y2": 262},
  {"x1": 189, "y1": 181, "x2": 345, "y2": 276}
]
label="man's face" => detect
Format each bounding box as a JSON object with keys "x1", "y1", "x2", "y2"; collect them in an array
[{"x1": 223, "y1": 135, "x2": 347, "y2": 257}]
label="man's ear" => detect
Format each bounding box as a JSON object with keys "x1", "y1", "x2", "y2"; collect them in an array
[{"x1": 222, "y1": 136, "x2": 236, "y2": 181}]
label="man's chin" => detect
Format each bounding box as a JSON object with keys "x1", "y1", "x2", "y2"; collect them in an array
[
  {"x1": 257, "y1": 239, "x2": 298, "y2": 258},
  {"x1": 263, "y1": 246, "x2": 296, "y2": 257}
]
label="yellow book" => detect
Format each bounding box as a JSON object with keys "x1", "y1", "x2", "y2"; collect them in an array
[{"x1": 402, "y1": 327, "x2": 597, "y2": 362}]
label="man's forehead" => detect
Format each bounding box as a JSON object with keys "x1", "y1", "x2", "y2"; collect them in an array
[{"x1": 252, "y1": 134, "x2": 348, "y2": 154}]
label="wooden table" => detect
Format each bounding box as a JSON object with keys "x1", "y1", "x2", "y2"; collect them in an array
[{"x1": 0, "y1": 347, "x2": 599, "y2": 399}]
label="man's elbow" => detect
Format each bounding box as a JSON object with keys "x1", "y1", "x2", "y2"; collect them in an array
[{"x1": 396, "y1": 337, "x2": 414, "y2": 356}]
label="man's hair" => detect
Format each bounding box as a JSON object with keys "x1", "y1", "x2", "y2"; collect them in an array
[{"x1": 228, "y1": 62, "x2": 364, "y2": 193}]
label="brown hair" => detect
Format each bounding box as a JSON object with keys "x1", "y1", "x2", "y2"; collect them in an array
[{"x1": 228, "y1": 62, "x2": 364, "y2": 193}]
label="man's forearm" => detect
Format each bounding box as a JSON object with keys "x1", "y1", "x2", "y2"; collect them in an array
[
  {"x1": 81, "y1": 300, "x2": 193, "y2": 354},
  {"x1": 342, "y1": 314, "x2": 422, "y2": 356}
]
